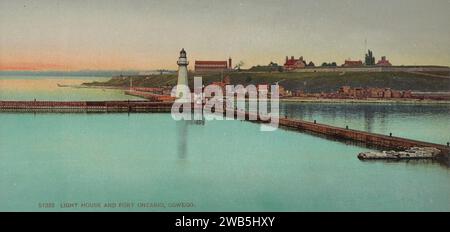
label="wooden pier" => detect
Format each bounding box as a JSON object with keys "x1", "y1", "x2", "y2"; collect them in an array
[
  {"x1": 124, "y1": 90, "x2": 175, "y2": 102},
  {"x1": 0, "y1": 100, "x2": 173, "y2": 113},
  {"x1": 281, "y1": 116, "x2": 448, "y2": 154}
]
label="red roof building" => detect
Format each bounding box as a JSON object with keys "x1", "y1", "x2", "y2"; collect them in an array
[
  {"x1": 284, "y1": 56, "x2": 306, "y2": 71},
  {"x1": 376, "y1": 56, "x2": 392, "y2": 66},
  {"x1": 343, "y1": 60, "x2": 363, "y2": 67},
  {"x1": 195, "y1": 58, "x2": 232, "y2": 72}
]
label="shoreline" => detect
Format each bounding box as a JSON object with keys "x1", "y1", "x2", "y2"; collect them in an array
[
  {"x1": 77, "y1": 84, "x2": 450, "y2": 104},
  {"x1": 279, "y1": 98, "x2": 450, "y2": 104},
  {"x1": 68, "y1": 84, "x2": 127, "y2": 90}
]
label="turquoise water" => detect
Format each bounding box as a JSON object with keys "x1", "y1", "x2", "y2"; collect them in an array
[
  {"x1": 0, "y1": 113, "x2": 449, "y2": 212},
  {"x1": 0, "y1": 77, "x2": 449, "y2": 211}
]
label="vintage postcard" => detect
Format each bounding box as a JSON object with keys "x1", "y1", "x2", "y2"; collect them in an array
[{"x1": 0, "y1": 0, "x2": 449, "y2": 217}]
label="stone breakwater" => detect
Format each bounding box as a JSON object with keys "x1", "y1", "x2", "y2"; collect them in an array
[{"x1": 358, "y1": 147, "x2": 441, "y2": 160}]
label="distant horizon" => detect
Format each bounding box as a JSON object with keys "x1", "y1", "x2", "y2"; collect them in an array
[
  {"x1": 1, "y1": 64, "x2": 449, "y2": 73},
  {"x1": 1, "y1": 0, "x2": 449, "y2": 71}
]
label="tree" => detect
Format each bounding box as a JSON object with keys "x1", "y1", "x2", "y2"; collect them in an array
[
  {"x1": 322, "y1": 62, "x2": 337, "y2": 67},
  {"x1": 234, "y1": 61, "x2": 245, "y2": 71},
  {"x1": 365, "y1": 50, "x2": 375, "y2": 65}
]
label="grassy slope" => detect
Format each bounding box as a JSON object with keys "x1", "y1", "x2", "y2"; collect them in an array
[{"x1": 83, "y1": 71, "x2": 450, "y2": 92}]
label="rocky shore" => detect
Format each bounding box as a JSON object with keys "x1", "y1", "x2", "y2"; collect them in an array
[{"x1": 358, "y1": 147, "x2": 441, "y2": 160}]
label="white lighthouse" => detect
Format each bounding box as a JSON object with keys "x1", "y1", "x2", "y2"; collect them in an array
[{"x1": 176, "y1": 48, "x2": 189, "y2": 99}]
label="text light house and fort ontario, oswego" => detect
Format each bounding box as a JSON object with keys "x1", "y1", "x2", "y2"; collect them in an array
[{"x1": 176, "y1": 48, "x2": 189, "y2": 99}]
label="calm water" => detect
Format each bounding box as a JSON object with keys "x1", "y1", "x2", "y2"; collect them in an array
[
  {"x1": 0, "y1": 75, "x2": 141, "y2": 101},
  {"x1": 0, "y1": 76, "x2": 449, "y2": 211}
]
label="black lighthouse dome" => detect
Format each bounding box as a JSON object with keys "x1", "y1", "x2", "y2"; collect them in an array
[{"x1": 179, "y1": 48, "x2": 186, "y2": 58}]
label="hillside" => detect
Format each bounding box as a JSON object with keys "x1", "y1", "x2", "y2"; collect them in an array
[{"x1": 83, "y1": 71, "x2": 450, "y2": 93}]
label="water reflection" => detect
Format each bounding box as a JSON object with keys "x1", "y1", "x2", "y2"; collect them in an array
[
  {"x1": 176, "y1": 121, "x2": 188, "y2": 159},
  {"x1": 280, "y1": 102, "x2": 450, "y2": 144},
  {"x1": 360, "y1": 158, "x2": 450, "y2": 168},
  {"x1": 176, "y1": 115, "x2": 206, "y2": 159},
  {"x1": 363, "y1": 109, "x2": 374, "y2": 132}
]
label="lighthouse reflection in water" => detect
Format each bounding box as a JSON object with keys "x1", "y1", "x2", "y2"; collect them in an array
[{"x1": 176, "y1": 115, "x2": 205, "y2": 160}]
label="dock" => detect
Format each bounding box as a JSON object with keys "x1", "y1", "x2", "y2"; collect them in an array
[
  {"x1": 0, "y1": 100, "x2": 173, "y2": 113},
  {"x1": 124, "y1": 90, "x2": 175, "y2": 102},
  {"x1": 1, "y1": 100, "x2": 449, "y2": 160}
]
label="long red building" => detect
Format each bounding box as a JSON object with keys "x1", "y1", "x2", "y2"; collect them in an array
[
  {"x1": 343, "y1": 60, "x2": 363, "y2": 67},
  {"x1": 195, "y1": 58, "x2": 232, "y2": 72}
]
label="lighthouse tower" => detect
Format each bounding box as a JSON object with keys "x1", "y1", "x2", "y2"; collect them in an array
[{"x1": 176, "y1": 48, "x2": 189, "y2": 99}]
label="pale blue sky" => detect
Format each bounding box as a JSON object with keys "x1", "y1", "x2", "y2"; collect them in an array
[{"x1": 1, "y1": 0, "x2": 449, "y2": 70}]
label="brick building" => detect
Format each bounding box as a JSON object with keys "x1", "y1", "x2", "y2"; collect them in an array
[
  {"x1": 195, "y1": 58, "x2": 232, "y2": 72},
  {"x1": 338, "y1": 86, "x2": 412, "y2": 99},
  {"x1": 284, "y1": 56, "x2": 307, "y2": 71},
  {"x1": 376, "y1": 56, "x2": 392, "y2": 66},
  {"x1": 342, "y1": 60, "x2": 363, "y2": 67}
]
